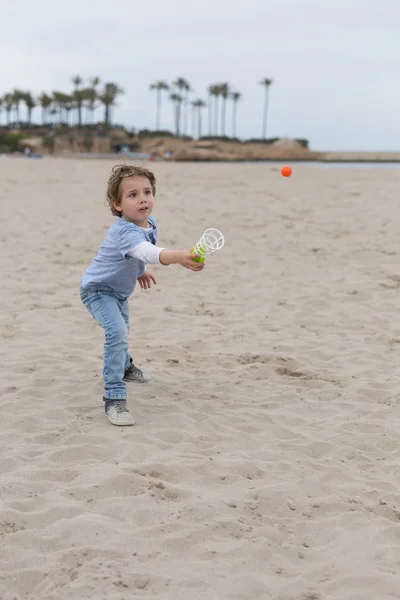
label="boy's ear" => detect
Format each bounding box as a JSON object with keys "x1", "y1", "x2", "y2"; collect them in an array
[{"x1": 112, "y1": 199, "x2": 122, "y2": 213}]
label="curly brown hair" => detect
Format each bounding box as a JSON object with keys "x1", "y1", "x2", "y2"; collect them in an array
[{"x1": 106, "y1": 164, "x2": 157, "y2": 217}]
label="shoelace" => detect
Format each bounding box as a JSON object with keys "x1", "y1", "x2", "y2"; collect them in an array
[
  {"x1": 108, "y1": 401, "x2": 128, "y2": 413},
  {"x1": 129, "y1": 364, "x2": 143, "y2": 377}
]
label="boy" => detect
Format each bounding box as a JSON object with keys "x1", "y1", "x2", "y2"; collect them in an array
[{"x1": 80, "y1": 164, "x2": 203, "y2": 426}]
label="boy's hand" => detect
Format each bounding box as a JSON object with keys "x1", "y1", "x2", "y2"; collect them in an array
[
  {"x1": 177, "y1": 249, "x2": 205, "y2": 271},
  {"x1": 137, "y1": 272, "x2": 157, "y2": 290}
]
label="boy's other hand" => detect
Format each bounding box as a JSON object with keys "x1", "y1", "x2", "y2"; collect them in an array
[{"x1": 137, "y1": 272, "x2": 157, "y2": 289}]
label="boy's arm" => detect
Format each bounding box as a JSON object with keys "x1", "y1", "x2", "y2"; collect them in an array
[
  {"x1": 127, "y1": 242, "x2": 165, "y2": 264},
  {"x1": 128, "y1": 243, "x2": 203, "y2": 271}
]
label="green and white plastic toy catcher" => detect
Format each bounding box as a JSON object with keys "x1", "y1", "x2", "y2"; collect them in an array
[{"x1": 191, "y1": 228, "x2": 225, "y2": 263}]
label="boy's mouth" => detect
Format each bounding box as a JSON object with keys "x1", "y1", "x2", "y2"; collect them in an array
[{"x1": 138, "y1": 206, "x2": 148, "y2": 213}]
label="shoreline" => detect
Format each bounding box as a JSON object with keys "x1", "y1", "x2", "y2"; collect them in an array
[{"x1": 12, "y1": 153, "x2": 400, "y2": 164}]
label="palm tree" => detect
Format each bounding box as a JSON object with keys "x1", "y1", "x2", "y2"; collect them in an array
[
  {"x1": 170, "y1": 93, "x2": 183, "y2": 136},
  {"x1": 84, "y1": 88, "x2": 97, "y2": 124},
  {"x1": 191, "y1": 100, "x2": 197, "y2": 138},
  {"x1": 192, "y1": 99, "x2": 206, "y2": 139},
  {"x1": 49, "y1": 106, "x2": 57, "y2": 124},
  {"x1": 219, "y1": 83, "x2": 230, "y2": 136},
  {"x1": 259, "y1": 77, "x2": 273, "y2": 139},
  {"x1": 61, "y1": 93, "x2": 74, "y2": 124},
  {"x1": 12, "y1": 89, "x2": 24, "y2": 124},
  {"x1": 209, "y1": 84, "x2": 221, "y2": 136},
  {"x1": 231, "y1": 91, "x2": 241, "y2": 138},
  {"x1": 38, "y1": 93, "x2": 53, "y2": 125},
  {"x1": 99, "y1": 82, "x2": 124, "y2": 126},
  {"x1": 88, "y1": 77, "x2": 100, "y2": 123},
  {"x1": 52, "y1": 91, "x2": 64, "y2": 123},
  {"x1": 90, "y1": 76, "x2": 100, "y2": 91},
  {"x1": 183, "y1": 82, "x2": 192, "y2": 136},
  {"x1": 4, "y1": 93, "x2": 13, "y2": 125},
  {"x1": 23, "y1": 92, "x2": 36, "y2": 126},
  {"x1": 62, "y1": 94, "x2": 74, "y2": 125},
  {"x1": 71, "y1": 75, "x2": 84, "y2": 126},
  {"x1": 150, "y1": 81, "x2": 169, "y2": 130},
  {"x1": 207, "y1": 85, "x2": 214, "y2": 135},
  {"x1": 172, "y1": 78, "x2": 190, "y2": 135},
  {"x1": 72, "y1": 75, "x2": 82, "y2": 90},
  {"x1": 73, "y1": 89, "x2": 86, "y2": 128}
]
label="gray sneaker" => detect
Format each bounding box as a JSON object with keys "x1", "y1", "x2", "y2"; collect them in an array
[
  {"x1": 123, "y1": 363, "x2": 152, "y2": 384},
  {"x1": 104, "y1": 399, "x2": 135, "y2": 426}
]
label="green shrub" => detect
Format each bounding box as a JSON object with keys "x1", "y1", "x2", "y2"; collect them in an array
[
  {"x1": 295, "y1": 138, "x2": 309, "y2": 149},
  {"x1": 0, "y1": 133, "x2": 25, "y2": 152},
  {"x1": 199, "y1": 136, "x2": 241, "y2": 143},
  {"x1": 137, "y1": 129, "x2": 174, "y2": 138}
]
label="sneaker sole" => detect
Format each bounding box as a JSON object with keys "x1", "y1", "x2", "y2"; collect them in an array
[{"x1": 106, "y1": 414, "x2": 136, "y2": 426}]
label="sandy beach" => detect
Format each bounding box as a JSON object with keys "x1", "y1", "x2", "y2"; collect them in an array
[{"x1": 1, "y1": 158, "x2": 400, "y2": 600}]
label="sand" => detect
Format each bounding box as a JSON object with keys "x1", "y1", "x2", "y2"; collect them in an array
[{"x1": 1, "y1": 158, "x2": 400, "y2": 600}]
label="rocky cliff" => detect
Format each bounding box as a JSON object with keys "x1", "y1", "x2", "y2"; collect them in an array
[{"x1": 139, "y1": 137, "x2": 322, "y2": 162}]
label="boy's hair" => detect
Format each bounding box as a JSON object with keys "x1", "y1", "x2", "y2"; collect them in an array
[{"x1": 106, "y1": 164, "x2": 157, "y2": 217}]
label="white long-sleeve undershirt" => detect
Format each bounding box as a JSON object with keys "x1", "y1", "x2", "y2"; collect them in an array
[{"x1": 127, "y1": 241, "x2": 165, "y2": 264}]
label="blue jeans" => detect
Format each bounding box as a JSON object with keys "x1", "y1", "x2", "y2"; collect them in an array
[{"x1": 80, "y1": 287, "x2": 132, "y2": 400}]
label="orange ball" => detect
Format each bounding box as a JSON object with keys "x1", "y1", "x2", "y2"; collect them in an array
[{"x1": 281, "y1": 165, "x2": 292, "y2": 177}]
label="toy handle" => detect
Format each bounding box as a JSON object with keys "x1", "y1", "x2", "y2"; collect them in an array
[{"x1": 191, "y1": 245, "x2": 206, "y2": 263}]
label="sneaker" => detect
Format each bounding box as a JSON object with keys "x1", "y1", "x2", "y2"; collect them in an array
[
  {"x1": 123, "y1": 363, "x2": 152, "y2": 384},
  {"x1": 104, "y1": 399, "x2": 135, "y2": 426}
]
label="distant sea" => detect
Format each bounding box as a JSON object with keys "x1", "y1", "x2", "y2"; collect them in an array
[{"x1": 259, "y1": 161, "x2": 400, "y2": 169}]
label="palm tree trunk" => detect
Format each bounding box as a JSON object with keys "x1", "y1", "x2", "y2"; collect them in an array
[
  {"x1": 221, "y1": 99, "x2": 227, "y2": 136},
  {"x1": 232, "y1": 101, "x2": 237, "y2": 138},
  {"x1": 213, "y1": 96, "x2": 219, "y2": 137},
  {"x1": 177, "y1": 103, "x2": 182, "y2": 136},
  {"x1": 184, "y1": 91, "x2": 189, "y2": 136},
  {"x1": 174, "y1": 101, "x2": 181, "y2": 136},
  {"x1": 208, "y1": 93, "x2": 213, "y2": 135},
  {"x1": 192, "y1": 106, "x2": 196, "y2": 138},
  {"x1": 156, "y1": 89, "x2": 161, "y2": 130},
  {"x1": 198, "y1": 108, "x2": 202, "y2": 139},
  {"x1": 262, "y1": 86, "x2": 270, "y2": 139}
]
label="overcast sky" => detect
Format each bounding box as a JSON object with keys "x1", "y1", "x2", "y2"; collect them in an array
[{"x1": 0, "y1": 0, "x2": 398, "y2": 151}]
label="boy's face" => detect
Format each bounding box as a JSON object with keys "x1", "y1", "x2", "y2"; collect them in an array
[{"x1": 113, "y1": 176, "x2": 155, "y2": 225}]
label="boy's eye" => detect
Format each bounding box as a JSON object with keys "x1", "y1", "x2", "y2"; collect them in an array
[
  {"x1": 129, "y1": 193, "x2": 136, "y2": 198},
  {"x1": 145, "y1": 190, "x2": 151, "y2": 195}
]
